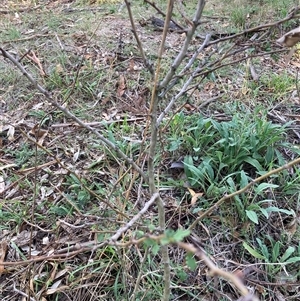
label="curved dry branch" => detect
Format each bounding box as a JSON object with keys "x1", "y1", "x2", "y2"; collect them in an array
[
  {"x1": 207, "y1": 6, "x2": 300, "y2": 47},
  {"x1": 177, "y1": 241, "x2": 259, "y2": 301}
]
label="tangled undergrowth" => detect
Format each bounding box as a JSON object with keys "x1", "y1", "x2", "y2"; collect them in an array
[{"x1": 1, "y1": 0, "x2": 300, "y2": 300}]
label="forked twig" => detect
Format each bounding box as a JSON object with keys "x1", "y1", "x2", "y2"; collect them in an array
[
  {"x1": 109, "y1": 192, "x2": 159, "y2": 242},
  {"x1": 159, "y1": 0, "x2": 206, "y2": 90},
  {"x1": 157, "y1": 32, "x2": 211, "y2": 126}
]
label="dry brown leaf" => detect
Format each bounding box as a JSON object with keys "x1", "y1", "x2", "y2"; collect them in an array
[
  {"x1": 184, "y1": 103, "x2": 196, "y2": 111},
  {"x1": 128, "y1": 58, "x2": 135, "y2": 72},
  {"x1": 55, "y1": 63, "x2": 64, "y2": 74},
  {"x1": 46, "y1": 285, "x2": 70, "y2": 295},
  {"x1": 11, "y1": 230, "x2": 37, "y2": 247},
  {"x1": 187, "y1": 187, "x2": 203, "y2": 206},
  {"x1": 277, "y1": 27, "x2": 300, "y2": 47},
  {"x1": 26, "y1": 50, "x2": 47, "y2": 76},
  {"x1": 285, "y1": 47, "x2": 296, "y2": 64},
  {"x1": 284, "y1": 216, "x2": 298, "y2": 237},
  {"x1": 49, "y1": 262, "x2": 58, "y2": 283},
  {"x1": 116, "y1": 74, "x2": 126, "y2": 97},
  {"x1": 72, "y1": 147, "x2": 81, "y2": 162},
  {"x1": 7, "y1": 125, "x2": 15, "y2": 141},
  {"x1": 29, "y1": 124, "x2": 48, "y2": 145}
]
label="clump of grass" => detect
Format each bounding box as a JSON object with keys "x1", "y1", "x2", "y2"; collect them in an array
[
  {"x1": 166, "y1": 108, "x2": 299, "y2": 223},
  {"x1": 261, "y1": 71, "x2": 295, "y2": 94}
]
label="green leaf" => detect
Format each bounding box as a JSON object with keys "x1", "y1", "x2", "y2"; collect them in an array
[
  {"x1": 226, "y1": 176, "x2": 236, "y2": 191},
  {"x1": 160, "y1": 236, "x2": 169, "y2": 245},
  {"x1": 265, "y1": 146, "x2": 274, "y2": 163},
  {"x1": 256, "y1": 238, "x2": 269, "y2": 261},
  {"x1": 135, "y1": 230, "x2": 144, "y2": 239},
  {"x1": 280, "y1": 246, "x2": 295, "y2": 262},
  {"x1": 173, "y1": 229, "x2": 191, "y2": 242},
  {"x1": 151, "y1": 244, "x2": 160, "y2": 256},
  {"x1": 266, "y1": 207, "x2": 295, "y2": 216},
  {"x1": 186, "y1": 253, "x2": 197, "y2": 271},
  {"x1": 144, "y1": 238, "x2": 156, "y2": 247},
  {"x1": 240, "y1": 170, "x2": 248, "y2": 188},
  {"x1": 243, "y1": 242, "x2": 265, "y2": 259},
  {"x1": 272, "y1": 241, "x2": 281, "y2": 262},
  {"x1": 177, "y1": 268, "x2": 188, "y2": 281},
  {"x1": 215, "y1": 151, "x2": 223, "y2": 162},
  {"x1": 259, "y1": 207, "x2": 269, "y2": 218},
  {"x1": 243, "y1": 157, "x2": 264, "y2": 171},
  {"x1": 285, "y1": 257, "x2": 300, "y2": 264},
  {"x1": 246, "y1": 210, "x2": 258, "y2": 224},
  {"x1": 255, "y1": 183, "x2": 279, "y2": 194},
  {"x1": 203, "y1": 159, "x2": 214, "y2": 180},
  {"x1": 169, "y1": 140, "x2": 181, "y2": 151},
  {"x1": 78, "y1": 190, "x2": 90, "y2": 203},
  {"x1": 148, "y1": 224, "x2": 156, "y2": 231}
]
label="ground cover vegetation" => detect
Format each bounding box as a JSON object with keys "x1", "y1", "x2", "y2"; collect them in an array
[{"x1": 0, "y1": 0, "x2": 300, "y2": 300}]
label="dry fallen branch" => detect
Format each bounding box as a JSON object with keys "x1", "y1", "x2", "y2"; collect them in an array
[
  {"x1": 144, "y1": 0, "x2": 186, "y2": 32},
  {"x1": 207, "y1": 6, "x2": 300, "y2": 46},
  {"x1": 277, "y1": 26, "x2": 300, "y2": 63}
]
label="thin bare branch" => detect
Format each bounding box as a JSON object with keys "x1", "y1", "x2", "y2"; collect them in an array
[
  {"x1": 124, "y1": 0, "x2": 154, "y2": 75},
  {"x1": 157, "y1": 32, "x2": 211, "y2": 125},
  {"x1": 177, "y1": 241, "x2": 259, "y2": 301},
  {"x1": 146, "y1": 2, "x2": 180, "y2": 300},
  {"x1": 181, "y1": 48, "x2": 286, "y2": 96},
  {"x1": 159, "y1": 0, "x2": 206, "y2": 90},
  {"x1": 109, "y1": 192, "x2": 159, "y2": 242}
]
